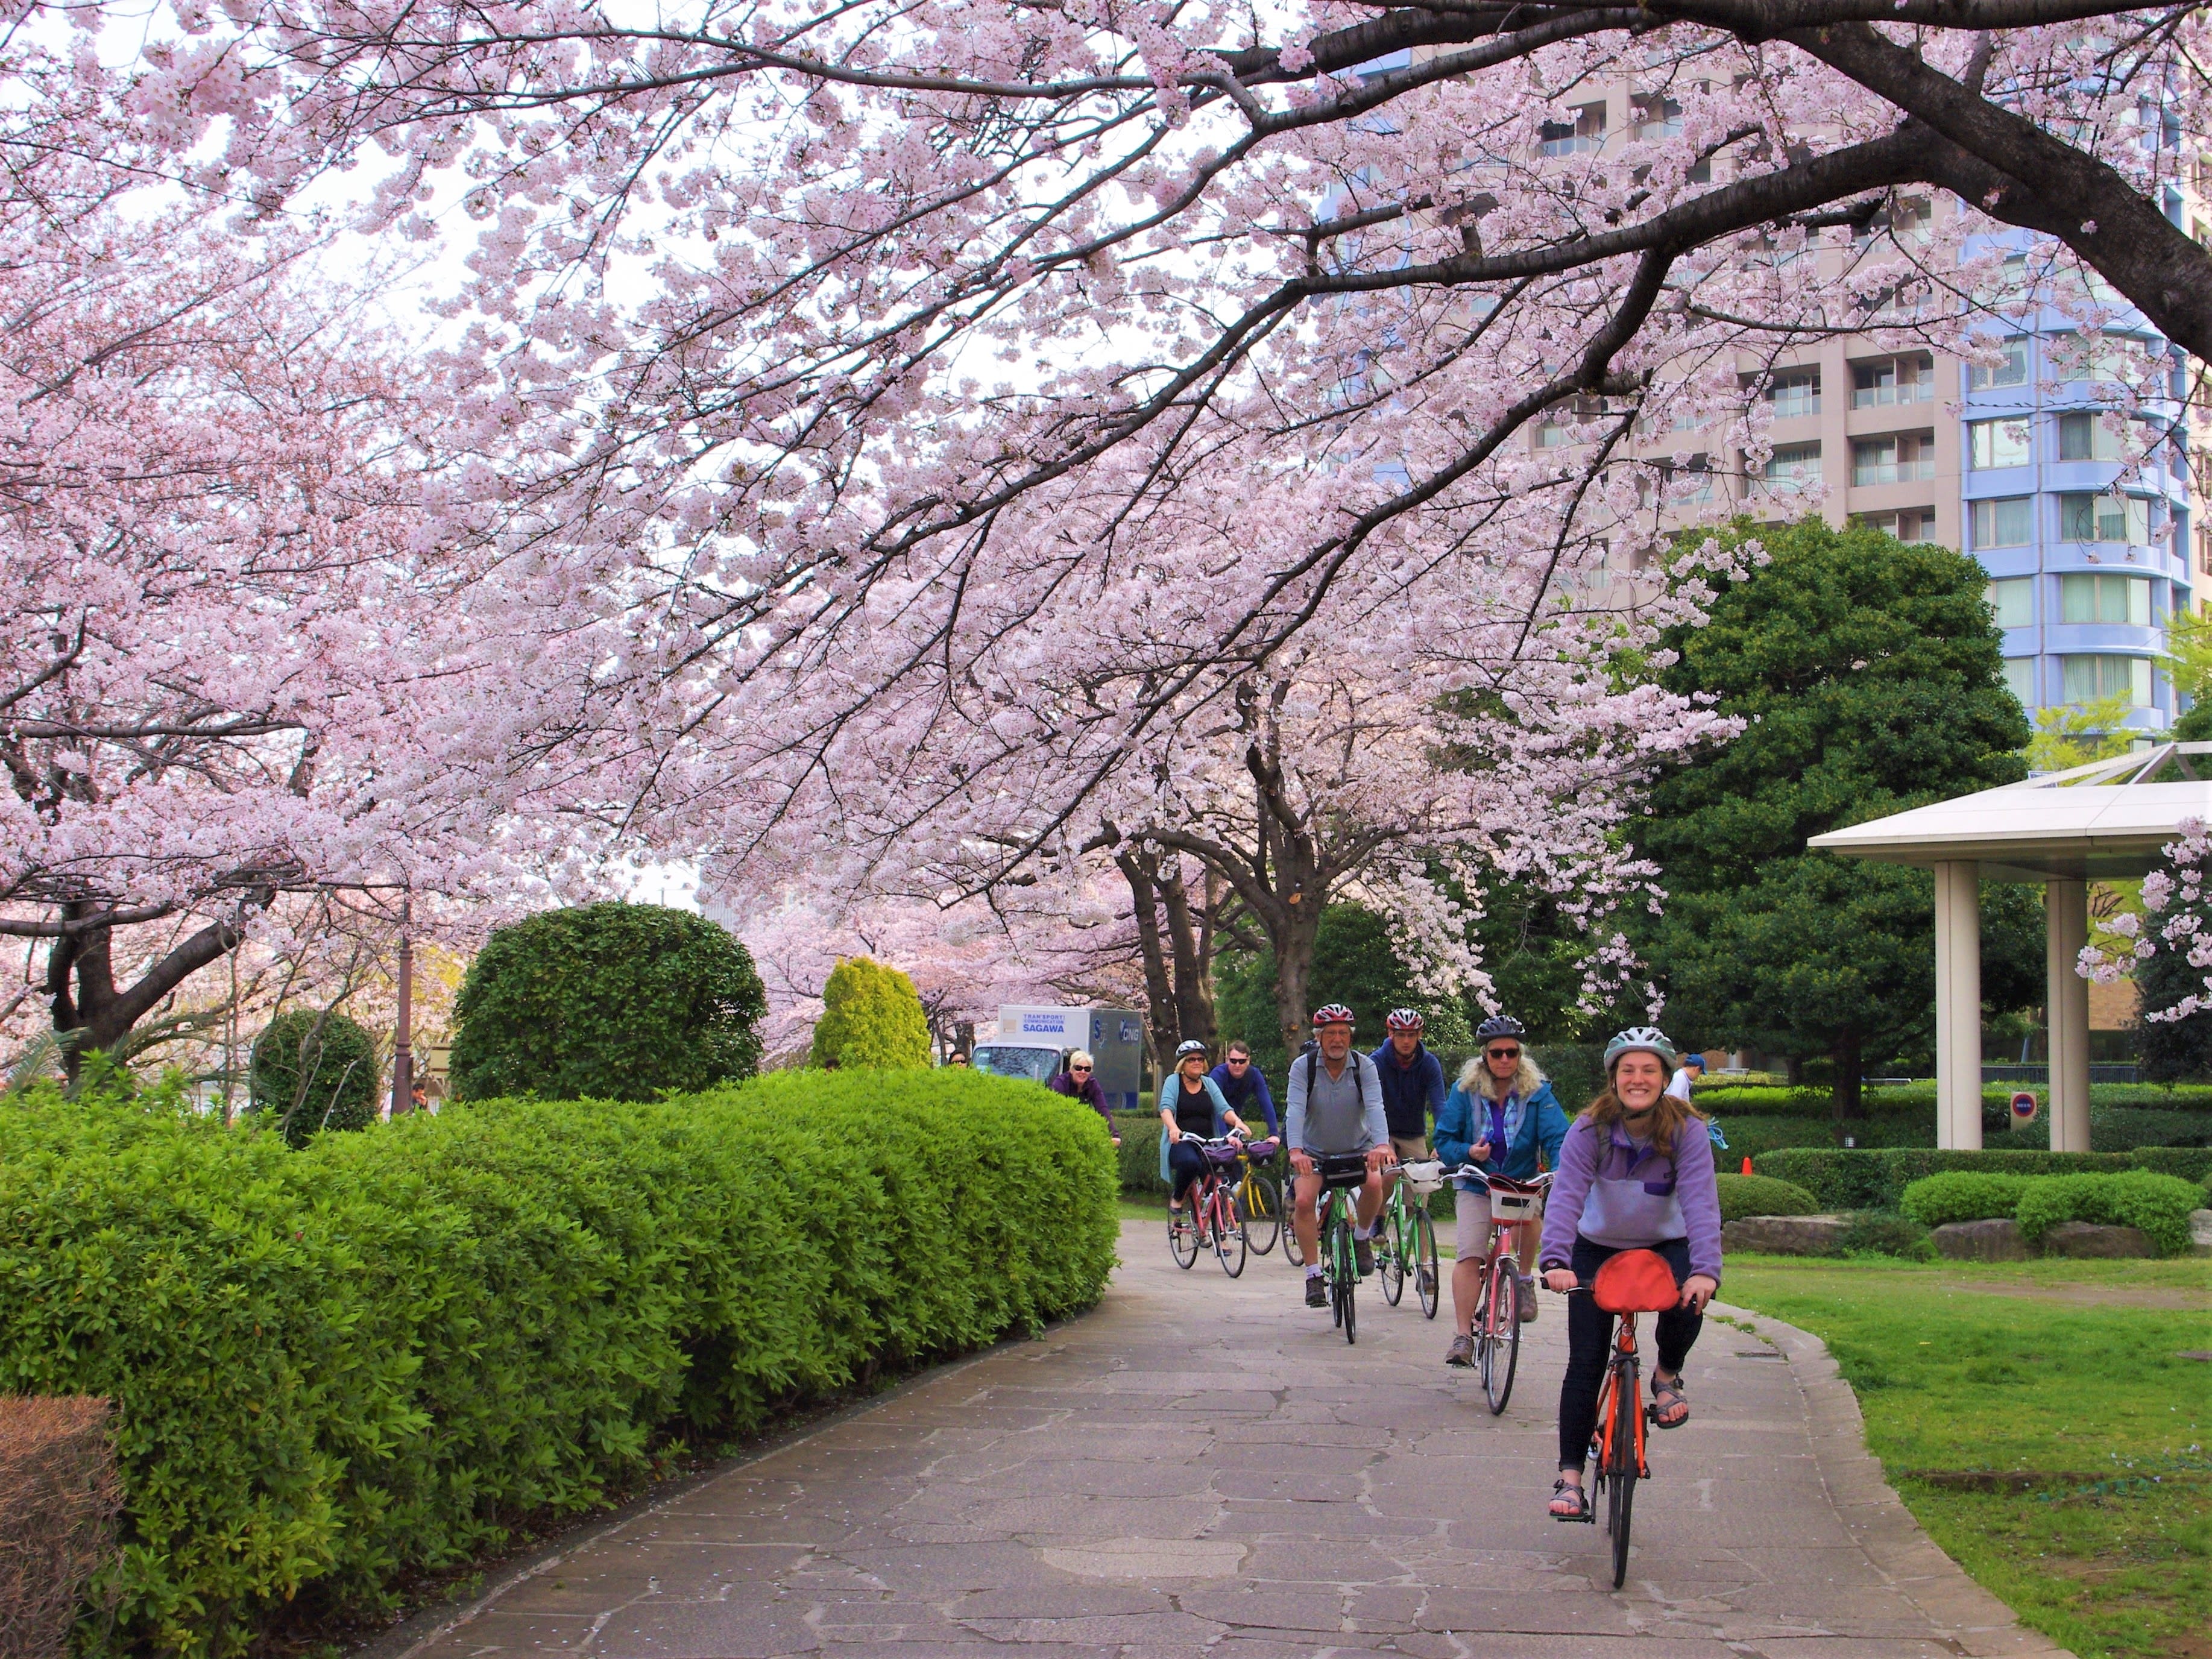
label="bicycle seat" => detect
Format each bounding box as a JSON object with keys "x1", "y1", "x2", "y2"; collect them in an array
[{"x1": 1591, "y1": 1248, "x2": 1681, "y2": 1314}]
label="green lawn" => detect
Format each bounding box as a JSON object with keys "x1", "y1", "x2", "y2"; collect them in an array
[{"x1": 1722, "y1": 1255, "x2": 2212, "y2": 1659}]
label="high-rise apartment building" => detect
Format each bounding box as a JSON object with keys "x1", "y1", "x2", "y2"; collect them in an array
[{"x1": 1485, "y1": 79, "x2": 2202, "y2": 732}]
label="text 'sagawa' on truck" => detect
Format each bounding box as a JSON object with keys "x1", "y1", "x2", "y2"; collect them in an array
[{"x1": 969, "y1": 1004, "x2": 1149, "y2": 1111}]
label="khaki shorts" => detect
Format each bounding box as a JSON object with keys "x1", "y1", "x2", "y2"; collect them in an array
[
  {"x1": 1390, "y1": 1134, "x2": 1431, "y2": 1163},
  {"x1": 1455, "y1": 1186, "x2": 1540, "y2": 1262}
]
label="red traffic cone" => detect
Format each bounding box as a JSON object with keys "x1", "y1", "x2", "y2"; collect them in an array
[{"x1": 1741, "y1": 1156, "x2": 1754, "y2": 1176}]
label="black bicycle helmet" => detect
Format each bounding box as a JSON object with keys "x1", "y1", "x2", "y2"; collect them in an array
[{"x1": 1474, "y1": 1013, "x2": 1527, "y2": 1043}]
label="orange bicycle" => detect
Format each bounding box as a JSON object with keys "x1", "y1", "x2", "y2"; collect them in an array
[{"x1": 1575, "y1": 1248, "x2": 1683, "y2": 1588}]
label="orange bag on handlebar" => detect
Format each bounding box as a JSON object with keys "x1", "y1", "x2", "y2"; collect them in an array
[{"x1": 1590, "y1": 1248, "x2": 1680, "y2": 1314}]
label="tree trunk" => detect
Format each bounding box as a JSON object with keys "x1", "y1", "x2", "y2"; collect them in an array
[
  {"x1": 1116, "y1": 852, "x2": 1183, "y2": 1071},
  {"x1": 1272, "y1": 897, "x2": 1324, "y2": 1065},
  {"x1": 1158, "y1": 867, "x2": 1217, "y2": 1048},
  {"x1": 1829, "y1": 1028, "x2": 1867, "y2": 1138},
  {"x1": 46, "y1": 901, "x2": 265, "y2": 1081}
]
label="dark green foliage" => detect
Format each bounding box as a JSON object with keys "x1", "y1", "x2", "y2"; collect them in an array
[
  {"x1": 1715, "y1": 1173, "x2": 1821, "y2": 1220},
  {"x1": 0, "y1": 1068, "x2": 1115, "y2": 1657},
  {"x1": 1215, "y1": 904, "x2": 1469, "y2": 1074},
  {"x1": 1112, "y1": 1111, "x2": 1168, "y2": 1194},
  {"x1": 2131, "y1": 1145, "x2": 2212, "y2": 1182},
  {"x1": 2132, "y1": 866, "x2": 2212, "y2": 1084},
  {"x1": 449, "y1": 903, "x2": 766, "y2": 1102},
  {"x1": 247, "y1": 1009, "x2": 379, "y2": 1146},
  {"x1": 1531, "y1": 1044, "x2": 1605, "y2": 1112},
  {"x1": 1754, "y1": 1147, "x2": 2140, "y2": 1210},
  {"x1": 1641, "y1": 518, "x2": 2043, "y2": 1118}
]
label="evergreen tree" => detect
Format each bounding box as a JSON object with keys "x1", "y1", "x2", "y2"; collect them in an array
[
  {"x1": 250, "y1": 1009, "x2": 380, "y2": 1145},
  {"x1": 810, "y1": 957, "x2": 932, "y2": 1069},
  {"x1": 1642, "y1": 517, "x2": 2044, "y2": 1124},
  {"x1": 450, "y1": 903, "x2": 766, "y2": 1101}
]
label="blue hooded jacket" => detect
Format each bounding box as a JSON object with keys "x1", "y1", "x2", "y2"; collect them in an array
[{"x1": 1434, "y1": 1056, "x2": 1570, "y2": 1189}]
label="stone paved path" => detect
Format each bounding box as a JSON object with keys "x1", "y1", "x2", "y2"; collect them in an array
[{"x1": 392, "y1": 1220, "x2": 2070, "y2": 1659}]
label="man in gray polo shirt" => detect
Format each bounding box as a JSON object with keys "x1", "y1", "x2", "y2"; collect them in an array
[{"x1": 1286, "y1": 1003, "x2": 1391, "y2": 1307}]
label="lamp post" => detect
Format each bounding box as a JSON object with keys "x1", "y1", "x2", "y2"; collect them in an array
[{"x1": 391, "y1": 899, "x2": 414, "y2": 1117}]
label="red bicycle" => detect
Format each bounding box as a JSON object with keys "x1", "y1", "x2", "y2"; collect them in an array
[
  {"x1": 1169, "y1": 1135, "x2": 1272, "y2": 1277},
  {"x1": 1440, "y1": 1167, "x2": 1551, "y2": 1413}
]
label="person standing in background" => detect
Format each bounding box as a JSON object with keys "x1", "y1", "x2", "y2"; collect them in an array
[
  {"x1": 1050, "y1": 1050, "x2": 1118, "y2": 1145},
  {"x1": 1665, "y1": 1051, "x2": 1705, "y2": 1103}
]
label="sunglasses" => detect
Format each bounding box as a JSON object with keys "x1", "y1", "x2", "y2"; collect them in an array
[
  {"x1": 1226, "y1": 1056, "x2": 1249, "y2": 1065},
  {"x1": 1070, "y1": 1064, "x2": 1092, "y2": 1072},
  {"x1": 1486, "y1": 1046, "x2": 1521, "y2": 1059}
]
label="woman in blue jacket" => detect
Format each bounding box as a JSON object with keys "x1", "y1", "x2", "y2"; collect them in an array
[
  {"x1": 1432, "y1": 1015, "x2": 1569, "y2": 1367},
  {"x1": 1158, "y1": 1039, "x2": 1248, "y2": 1222}
]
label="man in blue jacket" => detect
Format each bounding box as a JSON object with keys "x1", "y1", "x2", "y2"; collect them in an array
[
  {"x1": 1209, "y1": 1041, "x2": 1278, "y2": 1137},
  {"x1": 1434, "y1": 1015, "x2": 1571, "y2": 1364},
  {"x1": 1372, "y1": 1009, "x2": 1446, "y2": 1162}
]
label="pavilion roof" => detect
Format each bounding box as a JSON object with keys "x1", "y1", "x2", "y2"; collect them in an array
[{"x1": 1806, "y1": 741, "x2": 2212, "y2": 881}]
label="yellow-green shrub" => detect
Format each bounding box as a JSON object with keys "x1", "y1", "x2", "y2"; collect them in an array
[
  {"x1": 0, "y1": 1068, "x2": 1115, "y2": 1657},
  {"x1": 810, "y1": 957, "x2": 931, "y2": 1068}
]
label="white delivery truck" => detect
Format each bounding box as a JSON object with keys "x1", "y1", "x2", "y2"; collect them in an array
[{"x1": 969, "y1": 1004, "x2": 1150, "y2": 1111}]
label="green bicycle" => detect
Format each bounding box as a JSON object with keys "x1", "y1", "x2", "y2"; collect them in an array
[
  {"x1": 1307, "y1": 1153, "x2": 1371, "y2": 1344},
  {"x1": 1375, "y1": 1158, "x2": 1443, "y2": 1318}
]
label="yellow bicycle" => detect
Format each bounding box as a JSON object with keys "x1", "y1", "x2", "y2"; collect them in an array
[{"x1": 1231, "y1": 1139, "x2": 1283, "y2": 1256}]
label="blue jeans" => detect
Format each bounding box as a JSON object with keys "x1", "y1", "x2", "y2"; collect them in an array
[{"x1": 1167, "y1": 1139, "x2": 1209, "y2": 1202}]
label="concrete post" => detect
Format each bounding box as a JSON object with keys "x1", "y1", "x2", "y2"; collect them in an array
[
  {"x1": 1933, "y1": 861, "x2": 1984, "y2": 1150},
  {"x1": 2045, "y1": 878, "x2": 2092, "y2": 1153}
]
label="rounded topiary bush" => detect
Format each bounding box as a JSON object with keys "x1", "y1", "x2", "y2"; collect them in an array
[
  {"x1": 1898, "y1": 1171, "x2": 2031, "y2": 1227},
  {"x1": 450, "y1": 903, "x2": 768, "y2": 1102},
  {"x1": 250, "y1": 1010, "x2": 381, "y2": 1146},
  {"x1": 1716, "y1": 1171, "x2": 1821, "y2": 1221},
  {"x1": 810, "y1": 956, "x2": 931, "y2": 1069}
]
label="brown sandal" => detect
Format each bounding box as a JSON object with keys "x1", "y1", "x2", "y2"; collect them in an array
[
  {"x1": 1549, "y1": 1478, "x2": 1592, "y2": 1522},
  {"x1": 1650, "y1": 1375, "x2": 1689, "y2": 1429}
]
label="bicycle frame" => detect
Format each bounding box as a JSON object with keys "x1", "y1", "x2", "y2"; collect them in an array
[{"x1": 1592, "y1": 1314, "x2": 1650, "y2": 1482}]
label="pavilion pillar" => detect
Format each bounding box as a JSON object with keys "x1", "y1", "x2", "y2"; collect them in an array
[
  {"x1": 1933, "y1": 861, "x2": 1984, "y2": 1150},
  {"x1": 2045, "y1": 878, "x2": 2092, "y2": 1153}
]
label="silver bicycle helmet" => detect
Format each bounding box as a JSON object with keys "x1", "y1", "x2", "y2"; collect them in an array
[{"x1": 1603, "y1": 1025, "x2": 1678, "y2": 1071}]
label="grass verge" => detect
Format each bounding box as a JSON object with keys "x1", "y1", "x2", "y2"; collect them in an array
[{"x1": 1722, "y1": 1254, "x2": 2212, "y2": 1659}]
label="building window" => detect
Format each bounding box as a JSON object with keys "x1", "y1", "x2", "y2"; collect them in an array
[
  {"x1": 1766, "y1": 368, "x2": 1820, "y2": 419},
  {"x1": 1540, "y1": 103, "x2": 1607, "y2": 156},
  {"x1": 2058, "y1": 491, "x2": 2150, "y2": 544},
  {"x1": 1537, "y1": 415, "x2": 1569, "y2": 449},
  {"x1": 1988, "y1": 578, "x2": 2035, "y2": 628},
  {"x1": 2054, "y1": 333, "x2": 2151, "y2": 383},
  {"x1": 1968, "y1": 339, "x2": 2029, "y2": 389},
  {"x1": 2059, "y1": 571, "x2": 2152, "y2": 626},
  {"x1": 1761, "y1": 442, "x2": 1821, "y2": 492},
  {"x1": 1631, "y1": 94, "x2": 1682, "y2": 139},
  {"x1": 1856, "y1": 508, "x2": 1936, "y2": 543},
  {"x1": 2056, "y1": 411, "x2": 2128, "y2": 462},
  {"x1": 1971, "y1": 496, "x2": 2033, "y2": 548},
  {"x1": 1852, "y1": 432, "x2": 1937, "y2": 485},
  {"x1": 2002, "y1": 656, "x2": 2036, "y2": 705},
  {"x1": 2061, "y1": 653, "x2": 2153, "y2": 706},
  {"x1": 1851, "y1": 353, "x2": 1935, "y2": 407},
  {"x1": 1968, "y1": 418, "x2": 2032, "y2": 469}
]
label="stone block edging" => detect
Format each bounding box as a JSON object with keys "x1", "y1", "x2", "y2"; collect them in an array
[{"x1": 1709, "y1": 1299, "x2": 2076, "y2": 1659}]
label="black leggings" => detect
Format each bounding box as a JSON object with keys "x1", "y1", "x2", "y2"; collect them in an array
[
  {"x1": 1168, "y1": 1139, "x2": 1210, "y2": 1202},
  {"x1": 1557, "y1": 1235, "x2": 1703, "y2": 1473}
]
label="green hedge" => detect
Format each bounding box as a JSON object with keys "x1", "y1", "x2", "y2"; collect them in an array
[
  {"x1": 0, "y1": 1069, "x2": 1116, "y2": 1658},
  {"x1": 1898, "y1": 1172, "x2": 2034, "y2": 1227},
  {"x1": 1716, "y1": 1173, "x2": 1821, "y2": 1220},
  {"x1": 1696, "y1": 1081, "x2": 2212, "y2": 1119},
  {"x1": 2012, "y1": 1171, "x2": 2207, "y2": 1255},
  {"x1": 1754, "y1": 1147, "x2": 2137, "y2": 1210}
]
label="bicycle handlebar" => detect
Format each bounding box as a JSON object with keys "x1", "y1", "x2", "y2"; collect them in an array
[{"x1": 1440, "y1": 1164, "x2": 1554, "y2": 1192}]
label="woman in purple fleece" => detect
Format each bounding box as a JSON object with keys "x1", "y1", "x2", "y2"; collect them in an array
[{"x1": 1537, "y1": 1027, "x2": 1722, "y2": 1522}]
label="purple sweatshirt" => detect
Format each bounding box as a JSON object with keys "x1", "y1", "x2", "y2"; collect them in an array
[{"x1": 1539, "y1": 1113, "x2": 1723, "y2": 1283}]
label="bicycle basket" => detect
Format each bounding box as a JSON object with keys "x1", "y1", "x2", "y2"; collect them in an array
[
  {"x1": 1490, "y1": 1188, "x2": 1539, "y2": 1224},
  {"x1": 1590, "y1": 1248, "x2": 1680, "y2": 1314},
  {"x1": 1399, "y1": 1159, "x2": 1446, "y2": 1196},
  {"x1": 1202, "y1": 1139, "x2": 1246, "y2": 1165},
  {"x1": 1243, "y1": 1137, "x2": 1279, "y2": 1160}
]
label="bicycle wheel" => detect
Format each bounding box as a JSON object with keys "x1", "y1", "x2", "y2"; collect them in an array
[
  {"x1": 1168, "y1": 1203, "x2": 1200, "y2": 1269},
  {"x1": 1605, "y1": 1358, "x2": 1639, "y2": 1588},
  {"x1": 1213, "y1": 1188, "x2": 1248, "y2": 1277},
  {"x1": 1334, "y1": 1207, "x2": 1359, "y2": 1345},
  {"x1": 1239, "y1": 1170, "x2": 1282, "y2": 1256},
  {"x1": 1481, "y1": 1261, "x2": 1520, "y2": 1415},
  {"x1": 1378, "y1": 1199, "x2": 1406, "y2": 1306},
  {"x1": 1282, "y1": 1172, "x2": 1306, "y2": 1267},
  {"x1": 1411, "y1": 1204, "x2": 1441, "y2": 1320}
]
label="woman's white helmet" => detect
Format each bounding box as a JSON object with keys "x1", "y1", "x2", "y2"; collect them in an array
[{"x1": 1603, "y1": 1026, "x2": 1678, "y2": 1072}]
